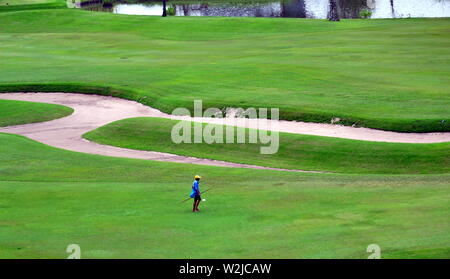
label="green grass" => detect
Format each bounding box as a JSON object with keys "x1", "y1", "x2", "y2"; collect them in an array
[
  {"x1": 0, "y1": 132, "x2": 449, "y2": 259},
  {"x1": 0, "y1": 8, "x2": 449, "y2": 132},
  {"x1": 0, "y1": 0, "x2": 66, "y2": 12},
  {"x1": 0, "y1": 4, "x2": 449, "y2": 259},
  {"x1": 83, "y1": 117, "x2": 450, "y2": 174},
  {"x1": 0, "y1": 99, "x2": 73, "y2": 127},
  {"x1": 0, "y1": 0, "x2": 61, "y2": 5}
]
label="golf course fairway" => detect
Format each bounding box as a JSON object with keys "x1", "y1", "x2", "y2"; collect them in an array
[
  {"x1": 0, "y1": 1, "x2": 449, "y2": 260},
  {"x1": 0, "y1": 7, "x2": 449, "y2": 132},
  {"x1": 0, "y1": 133, "x2": 449, "y2": 258}
]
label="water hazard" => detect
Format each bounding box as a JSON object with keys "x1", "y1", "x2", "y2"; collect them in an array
[{"x1": 78, "y1": 0, "x2": 450, "y2": 19}]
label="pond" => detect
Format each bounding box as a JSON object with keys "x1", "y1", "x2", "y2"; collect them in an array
[{"x1": 78, "y1": 0, "x2": 450, "y2": 19}]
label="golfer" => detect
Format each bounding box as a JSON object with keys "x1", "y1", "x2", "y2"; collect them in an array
[{"x1": 190, "y1": 175, "x2": 202, "y2": 212}]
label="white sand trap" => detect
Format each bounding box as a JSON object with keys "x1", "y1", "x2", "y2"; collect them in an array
[{"x1": 0, "y1": 93, "x2": 448, "y2": 172}]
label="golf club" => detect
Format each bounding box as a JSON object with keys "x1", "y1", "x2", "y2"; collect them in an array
[{"x1": 181, "y1": 188, "x2": 211, "y2": 203}]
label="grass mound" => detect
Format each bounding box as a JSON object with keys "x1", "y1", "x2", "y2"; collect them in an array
[
  {"x1": 0, "y1": 99, "x2": 73, "y2": 127},
  {"x1": 83, "y1": 117, "x2": 450, "y2": 174}
]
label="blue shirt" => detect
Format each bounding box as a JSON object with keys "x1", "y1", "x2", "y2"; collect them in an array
[{"x1": 190, "y1": 180, "x2": 200, "y2": 198}]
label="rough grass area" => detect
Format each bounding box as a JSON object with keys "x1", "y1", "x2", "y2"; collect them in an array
[
  {"x1": 0, "y1": 133, "x2": 449, "y2": 259},
  {"x1": 0, "y1": 99, "x2": 73, "y2": 127},
  {"x1": 83, "y1": 117, "x2": 450, "y2": 174},
  {"x1": 0, "y1": 9, "x2": 449, "y2": 132}
]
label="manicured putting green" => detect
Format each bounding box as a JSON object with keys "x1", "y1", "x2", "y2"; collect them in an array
[
  {"x1": 0, "y1": 9, "x2": 449, "y2": 132},
  {"x1": 0, "y1": 99, "x2": 73, "y2": 127},
  {"x1": 0, "y1": 132, "x2": 449, "y2": 258},
  {"x1": 83, "y1": 117, "x2": 450, "y2": 174}
]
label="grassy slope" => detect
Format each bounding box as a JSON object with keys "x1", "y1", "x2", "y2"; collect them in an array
[
  {"x1": 0, "y1": 9, "x2": 449, "y2": 132},
  {"x1": 0, "y1": 132, "x2": 449, "y2": 259},
  {"x1": 0, "y1": 99, "x2": 73, "y2": 126},
  {"x1": 83, "y1": 117, "x2": 450, "y2": 174}
]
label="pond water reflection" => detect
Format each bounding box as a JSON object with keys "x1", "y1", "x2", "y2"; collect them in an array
[{"x1": 80, "y1": 0, "x2": 450, "y2": 19}]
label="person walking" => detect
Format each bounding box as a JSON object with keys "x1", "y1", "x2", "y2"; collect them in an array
[{"x1": 190, "y1": 175, "x2": 202, "y2": 212}]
